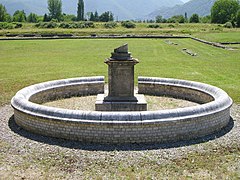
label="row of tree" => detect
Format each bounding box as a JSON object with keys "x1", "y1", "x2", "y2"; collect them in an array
[
  {"x1": 88, "y1": 11, "x2": 114, "y2": 22},
  {"x1": 155, "y1": 0, "x2": 240, "y2": 27},
  {"x1": 0, "y1": 0, "x2": 114, "y2": 23},
  {"x1": 45, "y1": 0, "x2": 85, "y2": 21},
  {"x1": 155, "y1": 13, "x2": 202, "y2": 24},
  {"x1": 0, "y1": 7, "x2": 39, "y2": 23},
  {"x1": 0, "y1": 0, "x2": 239, "y2": 27}
]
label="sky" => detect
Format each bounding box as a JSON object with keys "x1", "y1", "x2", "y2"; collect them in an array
[{"x1": 182, "y1": 0, "x2": 190, "y2": 2}]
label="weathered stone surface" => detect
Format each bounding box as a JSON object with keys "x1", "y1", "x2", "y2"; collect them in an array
[
  {"x1": 105, "y1": 60, "x2": 138, "y2": 99},
  {"x1": 110, "y1": 44, "x2": 132, "y2": 60},
  {"x1": 115, "y1": 43, "x2": 128, "y2": 53},
  {"x1": 105, "y1": 44, "x2": 139, "y2": 100},
  {"x1": 96, "y1": 94, "x2": 147, "y2": 111},
  {"x1": 11, "y1": 76, "x2": 232, "y2": 144},
  {"x1": 96, "y1": 44, "x2": 147, "y2": 111}
]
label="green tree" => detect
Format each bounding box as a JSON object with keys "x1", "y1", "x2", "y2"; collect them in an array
[
  {"x1": 99, "y1": 11, "x2": 114, "y2": 22},
  {"x1": 94, "y1": 11, "x2": 99, "y2": 21},
  {"x1": 27, "y1": 13, "x2": 38, "y2": 23},
  {"x1": 168, "y1": 15, "x2": 186, "y2": 23},
  {"x1": 121, "y1": 21, "x2": 136, "y2": 28},
  {"x1": 0, "y1": 4, "x2": 7, "y2": 22},
  {"x1": 109, "y1": 12, "x2": 114, "y2": 21},
  {"x1": 4, "y1": 13, "x2": 12, "y2": 22},
  {"x1": 237, "y1": 10, "x2": 240, "y2": 27},
  {"x1": 62, "y1": 14, "x2": 77, "y2": 21},
  {"x1": 89, "y1": 12, "x2": 95, "y2": 21},
  {"x1": 211, "y1": 0, "x2": 240, "y2": 24},
  {"x1": 43, "y1": 13, "x2": 50, "y2": 22},
  {"x1": 185, "y1": 12, "x2": 188, "y2": 22},
  {"x1": 156, "y1": 15, "x2": 163, "y2": 23},
  {"x1": 13, "y1": 10, "x2": 26, "y2": 22},
  {"x1": 77, "y1": 0, "x2": 84, "y2": 21},
  {"x1": 200, "y1": 15, "x2": 211, "y2": 23},
  {"x1": 189, "y1": 13, "x2": 200, "y2": 23},
  {"x1": 48, "y1": 0, "x2": 62, "y2": 21}
]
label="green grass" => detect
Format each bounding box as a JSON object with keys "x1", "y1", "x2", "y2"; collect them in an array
[
  {"x1": 1, "y1": 22, "x2": 239, "y2": 37},
  {"x1": 1, "y1": 22, "x2": 240, "y2": 45},
  {"x1": 195, "y1": 32, "x2": 240, "y2": 42},
  {"x1": 0, "y1": 37, "x2": 239, "y2": 179},
  {"x1": 226, "y1": 44, "x2": 240, "y2": 49},
  {"x1": 0, "y1": 38, "x2": 239, "y2": 105}
]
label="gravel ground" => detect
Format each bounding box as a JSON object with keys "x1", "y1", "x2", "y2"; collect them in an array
[
  {"x1": 0, "y1": 104, "x2": 239, "y2": 178},
  {"x1": 44, "y1": 95, "x2": 198, "y2": 111}
]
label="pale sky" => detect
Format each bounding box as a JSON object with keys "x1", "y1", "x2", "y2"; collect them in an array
[{"x1": 182, "y1": 0, "x2": 190, "y2": 2}]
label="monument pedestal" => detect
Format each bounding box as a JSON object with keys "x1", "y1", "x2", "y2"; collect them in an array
[
  {"x1": 95, "y1": 94, "x2": 147, "y2": 111},
  {"x1": 95, "y1": 44, "x2": 147, "y2": 111}
]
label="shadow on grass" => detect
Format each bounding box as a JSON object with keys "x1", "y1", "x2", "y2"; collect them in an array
[{"x1": 8, "y1": 115, "x2": 234, "y2": 151}]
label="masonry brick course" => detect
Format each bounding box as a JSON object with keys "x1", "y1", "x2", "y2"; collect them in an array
[{"x1": 12, "y1": 76, "x2": 232, "y2": 144}]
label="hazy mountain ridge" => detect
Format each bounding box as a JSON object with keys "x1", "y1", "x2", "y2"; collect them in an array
[
  {"x1": 147, "y1": 0, "x2": 216, "y2": 19},
  {"x1": 0, "y1": 0, "x2": 183, "y2": 20}
]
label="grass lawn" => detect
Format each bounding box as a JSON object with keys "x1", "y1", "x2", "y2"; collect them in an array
[
  {"x1": 1, "y1": 22, "x2": 240, "y2": 37},
  {"x1": 0, "y1": 38, "x2": 240, "y2": 179},
  {"x1": 0, "y1": 38, "x2": 239, "y2": 105},
  {"x1": 195, "y1": 31, "x2": 240, "y2": 43}
]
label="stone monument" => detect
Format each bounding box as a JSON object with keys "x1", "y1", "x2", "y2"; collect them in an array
[{"x1": 95, "y1": 44, "x2": 147, "y2": 111}]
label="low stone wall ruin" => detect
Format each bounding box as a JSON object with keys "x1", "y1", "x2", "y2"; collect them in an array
[{"x1": 11, "y1": 76, "x2": 232, "y2": 144}]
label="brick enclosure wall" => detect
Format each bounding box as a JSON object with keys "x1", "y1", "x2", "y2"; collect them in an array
[{"x1": 12, "y1": 76, "x2": 233, "y2": 144}]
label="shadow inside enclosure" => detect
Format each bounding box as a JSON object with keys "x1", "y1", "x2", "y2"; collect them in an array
[{"x1": 8, "y1": 115, "x2": 234, "y2": 151}]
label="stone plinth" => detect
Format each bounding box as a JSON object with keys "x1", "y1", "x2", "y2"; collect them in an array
[
  {"x1": 95, "y1": 44, "x2": 147, "y2": 111},
  {"x1": 104, "y1": 59, "x2": 138, "y2": 102},
  {"x1": 95, "y1": 94, "x2": 147, "y2": 111}
]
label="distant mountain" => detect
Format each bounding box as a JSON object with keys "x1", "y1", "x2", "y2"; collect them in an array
[
  {"x1": 0, "y1": 0, "x2": 184, "y2": 20},
  {"x1": 147, "y1": 0, "x2": 216, "y2": 19},
  {"x1": 0, "y1": 0, "x2": 47, "y2": 16}
]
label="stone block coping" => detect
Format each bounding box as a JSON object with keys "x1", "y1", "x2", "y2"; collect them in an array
[{"x1": 11, "y1": 76, "x2": 233, "y2": 144}]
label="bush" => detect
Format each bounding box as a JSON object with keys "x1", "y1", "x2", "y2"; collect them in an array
[
  {"x1": 35, "y1": 22, "x2": 42, "y2": 28},
  {"x1": 121, "y1": 21, "x2": 136, "y2": 28},
  {"x1": 224, "y1": 21, "x2": 233, "y2": 28},
  {"x1": 168, "y1": 24, "x2": 175, "y2": 28},
  {"x1": 14, "y1": 23, "x2": 22, "y2": 28},
  {"x1": 35, "y1": 21, "x2": 58, "y2": 28},
  {"x1": 0, "y1": 22, "x2": 14, "y2": 29},
  {"x1": 83, "y1": 21, "x2": 95, "y2": 28},
  {"x1": 147, "y1": 24, "x2": 161, "y2": 28},
  {"x1": 211, "y1": 27, "x2": 223, "y2": 31},
  {"x1": 46, "y1": 21, "x2": 58, "y2": 28},
  {"x1": 104, "y1": 22, "x2": 117, "y2": 28},
  {"x1": 59, "y1": 22, "x2": 95, "y2": 29},
  {"x1": 181, "y1": 29, "x2": 191, "y2": 34},
  {"x1": 59, "y1": 22, "x2": 75, "y2": 28},
  {"x1": 236, "y1": 10, "x2": 240, "y2": 27},
  {"x1": 0, "y1": 22, "x2": 22, "y2": 29}
]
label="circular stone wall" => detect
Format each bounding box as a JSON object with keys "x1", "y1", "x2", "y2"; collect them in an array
[{"x1": 11, "y1": 76, "x2": 233, "y2": 144}]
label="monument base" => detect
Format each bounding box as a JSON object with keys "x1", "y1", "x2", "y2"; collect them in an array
[{"x1": 95, "y1": 94, "x2": 147, "y2": 111}]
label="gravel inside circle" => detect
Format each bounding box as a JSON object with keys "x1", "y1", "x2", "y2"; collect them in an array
[
  {"x1": 43, "y1": 95, "x2": 198, "y2": 111},
  {"x1": 0, "y1": 103, "x2": 239, "y2": 178}
]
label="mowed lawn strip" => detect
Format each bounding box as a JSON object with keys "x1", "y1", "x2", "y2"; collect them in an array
[
  {"x1": 195, "y1": 32, "x2": 240, "y2": 43},
  {"x1": 0, "y1": 38, "x2": 239, "y2": 106}
]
